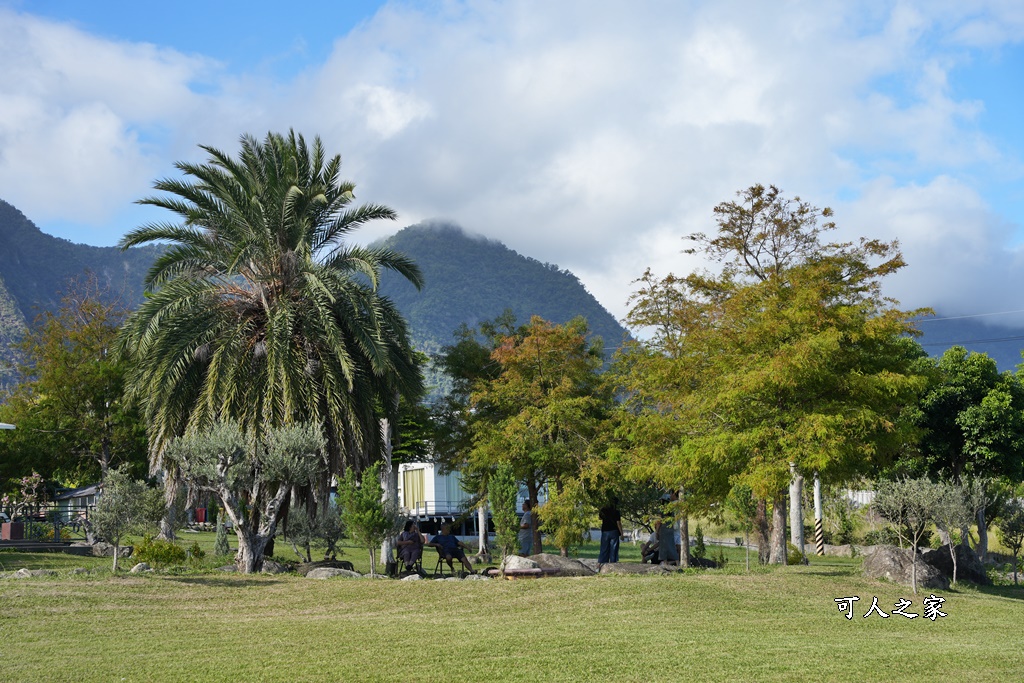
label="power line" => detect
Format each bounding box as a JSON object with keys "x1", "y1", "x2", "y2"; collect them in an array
[
  {"x1": 915, "y1": 308, "x2": 1024, "y2": 323},
  {"x1": 919, "y1": 335, "x2": 1024, "y2": 347}
]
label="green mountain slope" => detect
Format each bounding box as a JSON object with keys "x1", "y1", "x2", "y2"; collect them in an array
[
  {"x1": 375, "y1": 222, "x2": 629, "y2": 357},
  {"x1": 0, "y1": 199, "x2": 160, "y2": 388}
]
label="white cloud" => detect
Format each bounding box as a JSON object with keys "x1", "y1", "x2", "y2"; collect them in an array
[{"x1": 3, "y1": 1, "x2": 1024, "y2": 325}]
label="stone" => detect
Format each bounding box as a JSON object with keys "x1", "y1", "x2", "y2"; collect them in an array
[
  {"x1": 578, "y1": 558, "x2": 601, "y2": 573},
  {"x1": 401, "y1": 574, "x2": 423, "y2": 581},
  {"x1": 462, "y1": 573, "x2": 490, "y2": 580},
  {"x1": 215, "y1": 565, "x2": 238, "y2": 572},
  {"x1": 529, "y1": 553, "x2": 595, "y2": 577},
  {"x1": 824, "y1": 544, "x2": 854, "y2": 558},
  {"x1": 91, "y1": 542, "x2": 133, "y2": 558},
  {"x1": 921, "y1": 545, "x2": 990, "y2": 585},
  {"x1": 598, "y1": 562, "x2": 675, "y2": 575},
  {"x1": 70, "y1": 568, "x2": 91, "y2": 575},
  {"x1": 862, "y1": 545, "x2": 948, "y2": 590},
  {"x1": 306, "y1": 567, "x2": 362, "y2": 579},
  {"x1": 260, "y1": 560, "x2": 290, "y2": 575},
  {"x1": 129, "y1": 562, "x2": 152, "y2": 574},
  {"x1": 13, "y1": 568, "x2": 57, "y2": 578},
  {"x1": 500, "y1": 555, "x2": 540, "y2": 572},
  {"x1": 296, "y1": 560, "x2": 355, "y2": 577}
]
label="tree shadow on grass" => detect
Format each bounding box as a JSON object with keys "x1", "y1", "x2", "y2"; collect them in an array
[
  {"x1": 972, "y1": 584, "x2": 1024, "y2": 602},
  {"x1": 163, "y1": 576, "x2": 289, "y2": 588}
]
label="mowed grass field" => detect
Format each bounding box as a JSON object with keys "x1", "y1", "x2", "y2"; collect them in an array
[{"x1": 1, "y1": 545, "x2": 1022, "y2": 683}]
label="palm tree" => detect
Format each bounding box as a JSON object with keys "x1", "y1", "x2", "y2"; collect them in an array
[{"x1": 118, "y1": 131, "x2": 424, "y2": 566}]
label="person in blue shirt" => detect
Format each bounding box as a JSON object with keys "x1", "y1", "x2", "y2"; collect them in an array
[{"x1": 427, "y1": 524, "x2": 476, "y2": 574}]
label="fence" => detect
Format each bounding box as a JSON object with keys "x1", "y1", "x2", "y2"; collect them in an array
[{"x1": 1, "y1": 503, "x2": 94, "y2": 544}]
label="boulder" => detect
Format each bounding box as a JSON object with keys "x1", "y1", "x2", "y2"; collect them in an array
[
  {"x1": 578, "y1": 558, "x2": 601, "y2": 573},
  {"x1": 260, "y1": 560, "x2": 291, "y2": 575},
  {"x1": 462, "y1": 573, "x2": 491, "y2": 580},
  {"x1": 13, "y1": 568, "x2": 57, "y2": 578},
  {"x1": 296, "y1": 560, "x2": 355, "y2": 577},
  {"x1": 129, "y1": 562, "x2": 152, "y2": 574},
  {"x1": 500, "y1": 555, "x2": 540, "y2": 572},
  {"x1": 306, "y1": 567, "x2": 362, "y2": 579},
  {"x1": 862, "y1": 545, "x2": 948, "y2": 590},
  {"x1": 70, "y1": 568, "x2": 91, "y2": 575},
  {"x1": 91, "y1": 542, "x2": 133, "y2": 558},
  {"x1": 401, "y1": 574, "x2": 423, "y2": 581},
  {"x1": 921, "y1": 545, "x2": 990, "y2": 585},
  {"x1": 824, "y1": 544, "x2": 854, "y2": 558},
  {"x1": 529, "y1": 553, "x2": 595, "y2": 577},
  {"x1": 598, "y1": 562, "x2": 676, "y2": 575}
]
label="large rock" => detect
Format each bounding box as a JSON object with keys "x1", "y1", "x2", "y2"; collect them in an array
[
  {"x1": 599, "y1": 562, "x2": 676, "y2": 575},
  {"x1": 500, "y1": 555, "x2": 540, "y2": 571},
  {"x1": 921, "y1": 545, "x2": 990, "y2": 585},
  {"x1": 529, "y1": 553, "x2": 595, "y2": 577},
  {"x1": 862, "y1": 545, "x2": 948, "y2": 590},
  {"x1": 129, "y1": 562, "x2": 152, "y2": 574},
  {"x1": 401, "y1": 574, "x2": 423, "y2": 581},
  {"x1": 296, "y1": 560, "x2": 355, "y2": 577},
  {"x1": 91, "y1": 542, "x2": 133, "y2": 558},
  {"x1": 306, "y1": 567, "x2": 362, "y2": 579},
  {"x1": 260, "y1": 560, "x2": 291, "y2": 575}
]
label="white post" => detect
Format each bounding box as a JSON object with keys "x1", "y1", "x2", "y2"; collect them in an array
[
  {"x1": 789, "y1": 463, "x2": 806, "y2": 563},
  {"x1": 813, "y1": 472, "x2": 824, "y2": 556},
  {"x1": 477, "y1": 500, "x2": 489, "y2": 559}
]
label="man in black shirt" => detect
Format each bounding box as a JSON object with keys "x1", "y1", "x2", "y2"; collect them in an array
[{"x1": 598, "y1": 498, "x2": 623, "y2": 563}]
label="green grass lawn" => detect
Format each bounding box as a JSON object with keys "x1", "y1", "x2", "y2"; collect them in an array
[{"x1": 1, "y1": 544, "x2": 1021, "y2": 683}]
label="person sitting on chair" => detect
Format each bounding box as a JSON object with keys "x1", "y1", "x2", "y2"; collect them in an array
[
  {"x1": 427, "y1": 524, "x2": 476, "y2": 574},
  {"x1": 396, "y1": 520, "x2": 424, "y2": 572},
  {"x1": 641, "y1": 520, "x2": 661, "y2": 564}
]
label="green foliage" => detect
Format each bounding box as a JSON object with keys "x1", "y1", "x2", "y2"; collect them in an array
[
  {"x1": 538, "y1": 479, "x2": 591, "y2": 555},
  {"x1": 134, "y1": 536, "x2": 187, "y2": 568},
  {"x1": 692, "y1": 523, "x2": 707, "y2": 560},
  {"x1": 487, "y1": 462, "x2": 520, "y2": 562},
  {"x1": 214, "y1": 510, "x2": 231, "y2": 556},
  {"x1": 336, "y1": 462, "x2": 402, "y2": 576},
  {"x1": 0, "y1": 275, "x2": 148, "y2": 486},
  {"x1": 916, "y1": 346, "x2": 1024, "y2": 483},
  {"x1": 712, "y1": 546, "x2": 728, "y2": 568}
]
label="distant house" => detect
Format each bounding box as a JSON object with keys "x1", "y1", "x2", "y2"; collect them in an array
[
  {"x1": 397, "y1": 462, "x2": 546, "y2": 537},
  {"x1": 53, "y1": 483, "x2": 100, "y2": 522}
]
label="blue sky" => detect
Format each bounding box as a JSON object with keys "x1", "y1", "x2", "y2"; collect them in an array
[{"x1": 2, "y1": 0, "x2": 1024, "y2": 323}]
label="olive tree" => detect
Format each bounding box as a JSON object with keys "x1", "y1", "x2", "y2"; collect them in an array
[
  {"x1": 89, "y1": 466, "x2": 164, "y2": 572},
  {"x1": 872, "y1": 477, "x2": 943, "y2": 594}
]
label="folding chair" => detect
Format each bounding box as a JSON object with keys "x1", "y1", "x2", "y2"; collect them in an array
[{"x1": 432, "y1": 547, "x2": 454, "y2": 578}]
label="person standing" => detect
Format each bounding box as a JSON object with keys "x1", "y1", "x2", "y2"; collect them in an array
[
  {"x1": 518, "y1": 500, "x2": 533, "y2": 556},
  {"x1": 598, "y1": 498, "x2": 623, "y2": 564}
]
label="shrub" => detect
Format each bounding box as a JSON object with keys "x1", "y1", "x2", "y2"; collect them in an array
[
  {"x1": 187, "y1": 541, "x2": 206, "y2": 568},
  {"x1": 214, "y1": 510, "x2": 231, "y2": 556},
  {"x1": 712, "y1": 546, "x2": 728, "y2": 568},
  {"x1": 692, "y1": 524, "x2": 707, "y2": 560},
  {"x1": 786, "y1": 542, "x2": 805, "y2": 565},
  {"x1": 134, "y1": 536, "x2": 187, "y2": 568}
]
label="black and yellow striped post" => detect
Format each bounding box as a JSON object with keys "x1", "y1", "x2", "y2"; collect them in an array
[{"x1": 813, "y1": 471, "x2": 824, "y2": 556}]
